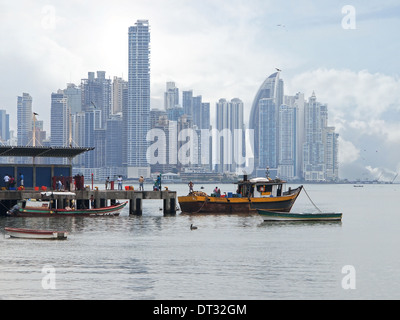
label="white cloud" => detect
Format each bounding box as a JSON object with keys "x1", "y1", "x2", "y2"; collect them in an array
[
  {"x1": 338, "y1": 137, "x2": 360, "y2": 165},
  {"x1": 287, "y1": 68, "x2": 400, "y2": 123}
]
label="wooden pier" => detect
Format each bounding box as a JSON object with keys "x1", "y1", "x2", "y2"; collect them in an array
[{"x1": 0, "y1": 189, "x2": 177, "y2": 216}]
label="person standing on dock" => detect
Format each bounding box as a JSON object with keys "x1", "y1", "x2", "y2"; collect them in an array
[
  {"x1": 117, "y1": 175, "x2": 123, "y2": 190},
  {"x1": 4, "y1": 174, "x2": 9, "y2": 190},
  {"x1": 19, "y1": 173, "x2": 24, "y2": 187},
  {"x1": 139, "y1": 176, "x2": 144, "y2": 191},
  {"x1": 90, "y1": 195, "x2": 95, "y2": 208},
  {"x1": 105, "y1": 177, "x2": 110, "y2": 190}
]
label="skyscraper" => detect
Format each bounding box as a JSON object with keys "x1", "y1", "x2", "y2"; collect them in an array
[
  {"x1": 182, "y1": 90, "x2": 193, "y2": 118},
  {"x1": 282, "y1": 92, "x2": 305, "y2": 179},
  {"x1": 112, "y1": 76, "x2": 128, "y2": 114},
  {"x1": 17, "y1": 93, "x2": 32, "y2": 147},
  {"x1": 63, "y1": 83, "x2": 82, "y2": 115},
  {"x1": 324, "y1": 126, "x2": 339, "y2": 181},
  {"x1": 50, "y1": 91, "x2": 69, "y2": 148},
  {"x1": 0, "y1": 109, "x2": 10, "y2": 143},
  {"x1": 215, "y1": 98, "x2": 244, "y2": 173},
  {"x1": 303, "y1": 92, "x2": 328, "y2": 181},
  {"x1": 249, "y1": 72, "x2": 284, "y2": 175},
  {"x1": 164, "y1": 82, "x2": 179, "y2": 110},
  {"x1": 81, "y1": 71, "x2": 112, "y2": 129},
  {"x1": 126, "y1": 20, "x2": 151, "y2": 178},
  {"x1": 258, "y1": 98, "x2": 277, "y2": 170},
  {"x1": 277, "y1": 103, "x2": 297, "y2": 179}
]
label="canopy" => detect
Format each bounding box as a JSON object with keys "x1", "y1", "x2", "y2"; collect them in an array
[{"x1": 0, "y1": 146, "x2": 94, "y2": 158}]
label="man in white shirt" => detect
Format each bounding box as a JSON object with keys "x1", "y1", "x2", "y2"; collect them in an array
[
  {"x1": 4, "y1": 174, "x2": 9, "y2": 190},
  {"x1": 117, "y1": 176, "x2": 123, "y2": 190}
]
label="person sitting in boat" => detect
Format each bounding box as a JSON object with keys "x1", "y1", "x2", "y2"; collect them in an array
[{"x1": 213, "y1": 187, "x2": 221, "y2": 197}]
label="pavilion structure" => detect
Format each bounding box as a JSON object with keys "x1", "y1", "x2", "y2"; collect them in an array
[{"x1": 0, "y1": 146, "x2": 94, "y2": 189}]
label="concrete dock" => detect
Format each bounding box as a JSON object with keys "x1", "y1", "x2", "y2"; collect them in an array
[{"x1": 0, "y1": 189, "x2": 177, "y2": 216}]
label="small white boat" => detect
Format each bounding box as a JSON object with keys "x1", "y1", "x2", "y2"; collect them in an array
[{"x1": 5, "y1": 227, "x2": 68, "y2": 240}]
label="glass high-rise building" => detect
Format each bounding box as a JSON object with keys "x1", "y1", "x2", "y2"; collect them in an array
[
  {"x1": 277, "y1": 104, "x2": 297, "y2": 179},
  {"x1": 303, "y1": 92, "x2": 327, "y2": 181},
  {"x1": 50, "y1": 91, "x2": 70, "y2": 158},
  {"x1": 249, "y1": 72, "x2": 283, "y2": 175},
  {"x1": 17, "y1": 93, "x2": 33, "y2": 147},
  {"x1": 164, "y1": 82, "x2": 179, "y2": 110},
  {"x1": 0, "y1": 109, "x2": 10, "y2": 143},
  {"x1": 215, "y1": 98, "x2": 244, "y2": 173},
  {"x1": 126, "y1": 20, "x2": 151, "y2": 178},
  {"x1": 81, "y1": 71, "x2": 111, "y2": 129}
]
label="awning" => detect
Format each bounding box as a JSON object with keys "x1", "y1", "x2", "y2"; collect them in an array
[{"x1": 0, "y1": 146, "x2": 94, "y2": 158}]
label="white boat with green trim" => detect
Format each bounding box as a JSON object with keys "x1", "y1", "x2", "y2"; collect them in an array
[{"x1": 258, "y1": 209, "x2": 342, "y2": 221}]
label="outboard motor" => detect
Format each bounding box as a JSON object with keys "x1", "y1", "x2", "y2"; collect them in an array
[{"x1": 7, "y1": 204, "x2": 20, "y2": 216}]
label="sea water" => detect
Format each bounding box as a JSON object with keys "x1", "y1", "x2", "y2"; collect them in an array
[{"x1": 0, "y1": 183, "x2": 399, "y2": 300}]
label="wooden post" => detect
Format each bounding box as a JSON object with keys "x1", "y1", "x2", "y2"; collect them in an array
[
  {"x1": 129, "y1": 199, "x2": 135, "y2": 215},
  {"x1": 135, "y1": 198, "x2": 142, "y2": 215},
  {"x1": 170, "y1": 197, "x2": 176, "y2": 214}
]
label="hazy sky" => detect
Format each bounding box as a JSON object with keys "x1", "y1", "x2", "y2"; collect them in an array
[{"x1": 1, "y1": 0, "x2": 400, "y2": 180}]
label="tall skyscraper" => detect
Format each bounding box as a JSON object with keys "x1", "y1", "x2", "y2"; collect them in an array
[
  {"x1": 282, "y1": 92, "x2": 305, "y2": 179},
  {"x1": 126, "y1": 20, "x2": 151, "y2": 178},
  {"x1": 182, "y1": 90, "x2": 193, "y2": 117},
  {"x1": 249, "y1": 72, "x2": 284, "y2": 175},
  {"x1": 258, "y1": 98, "x2": 277, "y2": 170},
  {"x1": 215, "y1": 98, "x2": 244, "y2": 173},
  {"x1": 164, "y1": 82, "x2": 179, "y2": 110},
  {"x1": 112, "y1": 76, "x2": 128, "y2": 114},
  {"x1": 277, "y1": 103, "x2": 297, "y2": 179},
  {"x1": 81, "y1": 71, "x2": 112, "y2": 129},
  {"x1": 17, "y1": 93, "x2": 32, "y2": 146},
  {"x1": 63, "y1": 83, "x2": 82, "y2": 115},
  {"x1": 84, "y1": 108, "x2": 102, "y2": 169},
  {"x1": 51, "y1": 91, "x2": 70, "y2": 148},
  {"x1": 0, "y1": 109, "x2": 10, "y2": 143},
  {"x1": 302, "y1": 92, "x2": 328, "y2": 181}
]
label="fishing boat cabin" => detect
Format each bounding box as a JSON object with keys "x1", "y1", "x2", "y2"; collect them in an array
[{"x1": 236, "y1": 175, "x2": 287, "y2": 198}]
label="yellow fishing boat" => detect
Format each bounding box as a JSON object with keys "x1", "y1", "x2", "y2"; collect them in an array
[{"x1": 179, "y1": 175, "x2": 302, "y2": 214}]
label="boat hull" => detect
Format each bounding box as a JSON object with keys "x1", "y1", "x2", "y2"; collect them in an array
[
  {"x1": 179, "y1": 186, "x2": 302, "y2": 214},
  {"x1": 8, "y1": 201, "x2": 128, "y2": 217},
  {"x1": 258, "y1": 210, "x2": 342, "y2": 221},
  {"x1": 5, "y1": 227, "x2": 68, "y2": 240}
]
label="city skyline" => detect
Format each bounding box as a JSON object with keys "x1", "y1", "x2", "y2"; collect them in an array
[{"x1": 1, "y1": 1, "x2": 400, "y2": 180}]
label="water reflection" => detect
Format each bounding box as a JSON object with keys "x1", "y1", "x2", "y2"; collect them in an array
[{"x1": 1, "y1": 184, "x2": 399, "y2": 299}]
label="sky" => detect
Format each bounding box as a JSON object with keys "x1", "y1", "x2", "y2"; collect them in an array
[{"x1": 1, "y1": 0, "x2": 400, "y2": 180}]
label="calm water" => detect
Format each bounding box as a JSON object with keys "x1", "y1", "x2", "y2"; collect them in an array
[{"x1": 1, "y1": 183, "x2": 399, "y2": 300}]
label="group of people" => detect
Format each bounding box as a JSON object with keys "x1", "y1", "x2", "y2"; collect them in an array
[
  {"x1": 187, "y1": 182, "x2": 224, "y2": 197},
  {"x1": 213, "y1": 186, "x2": 222, "y2": 197},
  {"x1": 3, "y1": 173, "x2": 24, "y2": 190},
  {"x1": 105, "y1": 176, "x2": 124, "y2": 190}
]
